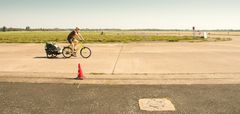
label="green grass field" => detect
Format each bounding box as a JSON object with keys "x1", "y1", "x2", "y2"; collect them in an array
[{"x1": 0, "y1": 31, "x2": 203, "y2": 43}]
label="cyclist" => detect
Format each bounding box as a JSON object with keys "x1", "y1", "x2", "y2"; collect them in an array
[{"x1": 67, "y1": 27, "x2": 84, "y2": 53}]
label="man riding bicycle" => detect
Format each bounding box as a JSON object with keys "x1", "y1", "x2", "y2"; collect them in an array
[
  {"x1": 67, "y1": 27, "x2": 84, "y2": 53},
  {"x1": 62, "y1": 27, "x2": 91, "y2": 58}
]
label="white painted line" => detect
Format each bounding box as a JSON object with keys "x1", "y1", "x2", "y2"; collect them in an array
[{"x1": 139, "y1": 98, "x2": 176, "y2": 111}]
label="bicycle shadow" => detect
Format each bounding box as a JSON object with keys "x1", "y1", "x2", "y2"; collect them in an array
[{"x1": 33, "y1": 56, "x2": 81, "y2": 59}]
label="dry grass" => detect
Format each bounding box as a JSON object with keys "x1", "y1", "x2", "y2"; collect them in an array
[{"x1": 0, "y1": 31, "x2": 204, "y2": 43}]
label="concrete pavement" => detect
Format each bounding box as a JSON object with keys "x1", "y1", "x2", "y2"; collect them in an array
[
  {"x1": 1, "y1": 38, "x2": 240, "y2": 114},
  {"x1": 0, "y1": 39, "x2": 240, "y2": 74},
  {"x1": 0, "y1": 38, "x2": 240, "y2": 84}
]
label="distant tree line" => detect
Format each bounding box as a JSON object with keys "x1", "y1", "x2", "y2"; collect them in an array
[
  {"x1": 0, "y1": 26, "x2": 73, "y2": 32},
  {"x1": 1, "y1": 26, "x2": 240, "y2": 32}
]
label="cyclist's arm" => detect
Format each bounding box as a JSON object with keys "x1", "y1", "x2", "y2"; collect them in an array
[
  {"x1": 75, "y1": 32, "x2": 84, "y2": 41},
  {"x1": 78, "y1": 33, "x2": 85, "y2": 40}
]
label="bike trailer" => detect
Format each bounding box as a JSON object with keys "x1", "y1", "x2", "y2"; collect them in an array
[{"x1": 45, "y1": 42, "x2": 62, "y2": 58}]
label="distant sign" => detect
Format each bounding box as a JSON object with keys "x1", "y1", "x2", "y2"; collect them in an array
[{"x1": 204, "y1": 32, "x2": 208, "y2": 39}]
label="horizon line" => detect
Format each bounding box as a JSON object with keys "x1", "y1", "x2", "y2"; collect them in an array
[{"x1": 1, "y1": 27, "x2": 240, "y2": 31}]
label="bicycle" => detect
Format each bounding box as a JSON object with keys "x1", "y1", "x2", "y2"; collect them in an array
[{"x1": 62, "y1": 40, "x2": 91, "y2": 58}]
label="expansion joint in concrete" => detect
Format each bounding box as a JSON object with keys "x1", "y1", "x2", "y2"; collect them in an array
[{"x1": 112, "y1": 45, "x2": 124, "y2": 74}]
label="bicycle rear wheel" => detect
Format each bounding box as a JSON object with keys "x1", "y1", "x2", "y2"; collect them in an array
[
  {"x1": 62, "y1": 47, "x2": 72, "y2": 58},
  {"x1": 80, "y1": 47, "x2": 91, "y2": 58}
]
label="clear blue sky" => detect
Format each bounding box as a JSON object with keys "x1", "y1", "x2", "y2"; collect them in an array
[{"x1": 1, "y1": 0, "x2": 240, "y2": 29}]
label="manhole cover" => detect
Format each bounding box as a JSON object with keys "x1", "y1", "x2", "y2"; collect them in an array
[{"x1": 139, "y1": 98, "x2": 175, "y2": 111}]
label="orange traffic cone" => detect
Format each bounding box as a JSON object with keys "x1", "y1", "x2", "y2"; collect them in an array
[{"x1": 76, "y1": 63, "x2": 84, "y2": 80}]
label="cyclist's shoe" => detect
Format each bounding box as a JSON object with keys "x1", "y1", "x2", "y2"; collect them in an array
[{"x1": 72, "y1": 52, "x2": 77, "y2": 57}]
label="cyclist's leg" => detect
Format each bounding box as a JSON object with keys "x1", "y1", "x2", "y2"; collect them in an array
[
  {"x1": 67, "y1": 38, "x2": 75, "y2": 52},
  {"x1": 68, "y1": 38, "x2": 73, "y2": 49},
  {"x1": 68, "y1": 39, "x2": 77, "y2": 57},
  {"x1": 71, "y1": 39, "x2": 79, "y2": 57},
  {"x1": 73, "y1": 39, "x2": 79, "y2": 51}
]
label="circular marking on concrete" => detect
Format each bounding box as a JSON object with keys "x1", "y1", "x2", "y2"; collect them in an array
[{"x1": 139, "y1": 98, "x2": 175, "y2": 111}]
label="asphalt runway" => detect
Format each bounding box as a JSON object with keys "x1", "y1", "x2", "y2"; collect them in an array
[{"x1": 0, "y1": 83, "x2": 240, "y2": 114}]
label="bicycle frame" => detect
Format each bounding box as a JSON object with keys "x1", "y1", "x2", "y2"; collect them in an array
[{"x1": 69, "y1": 40, "x2": 85, "y2": 51}]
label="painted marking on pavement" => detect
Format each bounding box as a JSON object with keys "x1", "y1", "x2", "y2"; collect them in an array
[{"x1": 139, "y1": 98, "x2": 176, "y2": 111}]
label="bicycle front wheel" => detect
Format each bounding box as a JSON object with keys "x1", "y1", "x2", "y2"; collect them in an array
[{"x1": 80, "y1": 47, "x2": 91, "y2": 58}]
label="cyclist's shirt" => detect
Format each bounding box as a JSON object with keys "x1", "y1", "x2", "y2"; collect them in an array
[
  {"x1": 67, "y1": 30, "x2": 79, "y2": 43},
  {"x1": 67, "y1": 30, "x2": 77, "y2": 39}
]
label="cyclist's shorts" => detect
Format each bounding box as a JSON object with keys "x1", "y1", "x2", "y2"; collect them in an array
[{"x1": 67, "y1": 37, "x2": 74, "y2": 44}]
